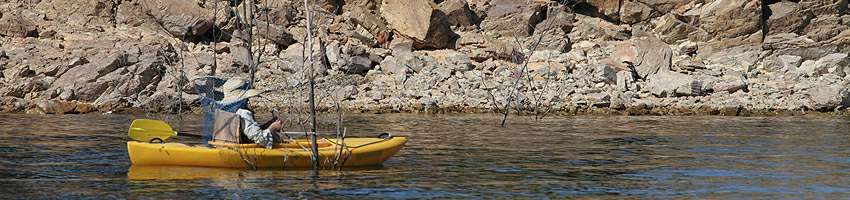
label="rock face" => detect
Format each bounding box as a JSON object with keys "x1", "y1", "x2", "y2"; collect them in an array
[
  {"x1": 380, "y1": 0, "x2": 455, "y2": 49},
  {"x1": 2, "y1": 0, "x2": 850, "y2": 115}
]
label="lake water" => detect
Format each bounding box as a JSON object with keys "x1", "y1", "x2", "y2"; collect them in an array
[{"x1": 1, "y1": 113, "x2": 849, "y2": 199}]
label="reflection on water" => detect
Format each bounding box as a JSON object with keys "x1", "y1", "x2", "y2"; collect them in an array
[{"x1": 1, "y1": 113, "x2": 850, "y2": 198}]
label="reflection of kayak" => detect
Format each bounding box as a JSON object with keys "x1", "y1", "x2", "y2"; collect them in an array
[
  {"x1": 128, "y1": 166, "x2": 242, "y2": 180},
  {"x1": 127, "y1": 137, "x2": 407, "y2": 168}
]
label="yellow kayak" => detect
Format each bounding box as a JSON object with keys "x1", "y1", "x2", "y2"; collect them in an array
[{"x1": 127, "y1": 137, "x2": 407, "y2": 169}]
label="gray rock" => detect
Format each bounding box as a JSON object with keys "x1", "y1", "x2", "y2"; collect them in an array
[
  {"x1": 647, "y1": 71, "x2": 703, "y2": 97},
  {"x1": 342, "y1": 56, "x2": 372, "y2": 75},
  {"x1": 326, "y1": 41, "x2": 341, "y2": 64},
  {"x1": 380, "y1": 56, "x2": 410, "y2": 75},
  {"x1": 587, "y1": 92, "x2": 611, "y2": 107},
  {"x1": 593, "y1": 64, "x2": 617, "y2": 84},
  {"x1": 764, "y1": 55, "x2": 802, "y2": 73},
  {"x1": 59, "y1": 88, "x2": 75, "y2": 100},
  {"x1": 799, "y1": 53, "x2": 850, "y2": 77},
  {"x1": 616, "y1": 70, "x2": 637, "y2": 92},
  {"x1": 713, "y1": 75, "x2": 748, "y2": 93},
  {"x1": 53, "y1": 52, "x2": 127, "y2": 87},
  {"x1": 807, "y1": 84, "x2": 850, "y2": 111},
  {"x1": 678, "y1": 41, "x2": 699, "y2": 56}
]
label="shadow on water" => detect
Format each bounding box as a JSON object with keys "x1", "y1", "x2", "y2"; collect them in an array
[{"x1": 1, "y1": 113, "x2": 850, "y2": 198}]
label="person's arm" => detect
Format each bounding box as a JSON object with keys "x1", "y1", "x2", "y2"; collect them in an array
[{"x1": 235, "y1": 109, "x2": 275, "y2": 148}]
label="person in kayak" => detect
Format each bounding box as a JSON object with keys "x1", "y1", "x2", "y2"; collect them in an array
[{"x1": 211, "y1": 77, "x2": 284, "y2": 148}]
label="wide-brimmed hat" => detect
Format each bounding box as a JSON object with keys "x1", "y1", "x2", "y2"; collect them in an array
[{"x1": 217, "y1": 77, "x2": 263, "y2": 105}]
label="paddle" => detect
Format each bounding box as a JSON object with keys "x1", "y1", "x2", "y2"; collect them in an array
[{"x1": 128, "y1": 119, "x2": 199, "y2": 143}]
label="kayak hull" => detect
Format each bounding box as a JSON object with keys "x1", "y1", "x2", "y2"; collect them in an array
[{"x1": 127, "y1": 137, "x2": 407, "y2": 168}]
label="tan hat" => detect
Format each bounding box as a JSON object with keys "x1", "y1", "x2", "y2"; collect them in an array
[{"x1": 217, "y1": 78, "x2": 263, "y2": 105}]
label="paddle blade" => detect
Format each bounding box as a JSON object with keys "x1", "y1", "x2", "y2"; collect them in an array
[{"x1": 128, "y1": 119, "x2": 177, "y2": 142}]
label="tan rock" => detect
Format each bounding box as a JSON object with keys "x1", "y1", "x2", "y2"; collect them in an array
[
  {"x1": 766, "y1": 1, "x2": 807, "y2": 36},
  {"x1": 141, "y1": 0, "x2": 214, "y2": 37},
  {"x1": 633, "y1": 37, "x2": 673, "y2": 79},
  {"x1": 380, "y1": 0, "x2": 454, "y2": 49},
  {"x1": 802, "y1": 15, "x2": 848, "y2": 42},
  {"x1": 620, "y1": 0, "x2": 657, "y2": 24},
  {"x1": 698, "y1": 0, "x2": 762, "y2": 40},
  {"x1": 480, "y1": 0, "x2": 546, "y2": 38}
]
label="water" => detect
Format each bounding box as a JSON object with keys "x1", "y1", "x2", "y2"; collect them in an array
[{"x1": 1, "y1": 113, "x2": 850, "y2": 199}]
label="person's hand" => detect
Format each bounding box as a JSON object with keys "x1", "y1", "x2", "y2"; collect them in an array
[{"x1": 267, "y1": 119, "x2": 283, "y2": 133}]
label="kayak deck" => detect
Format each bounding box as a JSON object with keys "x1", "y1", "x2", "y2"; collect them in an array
[{"x1": 128, "y1": 137, "x2": 407, "y2": 168}]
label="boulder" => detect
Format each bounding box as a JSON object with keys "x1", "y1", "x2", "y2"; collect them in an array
[
  {"x1": 342, "y1": 56, "x2": 372, "y2": 75},
  {"x1": 480, "y1": 0, "x2": 546, "y2": 38},
  {"x1": 674, "y1": 57, "x2": 706, "y2": 72},
  {"x1": 439, "y1": 0, "x2": 478, "y2": 28},
  {"x1": 141, "y1": 0, "x2": 214, "y2": 37},
  {"x1": 380, "y1": 56, "x2": 411, "y2": 75},
  {"x1": 712, "y1": 74, "x2": 748, "y2": 93},
  {"x1": 763, "y1": 55, "x2": 802, "y2": 73},
  {"x1": 53, "y1": 51, "x2": 127, "y2": 87},
  {"x1": 807, "y1": 84, "x2": 850, "y2": 111},
  {"x1": 620, "y1": 0, "x2": 657, "y2": 24},
  {"x1": 616, "y1": 70, "x2": 637, "y2": 92},
  {"x1": 647, "y1": 71, "x2": 703, "y2": 97},
  {"x1": 380, "y1": 0, "x2": 455, "y2": 49},
  {"x1": 633, "y1": 37, "x2": 673, "y2": 79},
  {"x1": 799, "y1": 53, "x2": 850, "y2": 77},
  {"x1": 427, "y1": 50, "x2": 474, "y2": 72}
]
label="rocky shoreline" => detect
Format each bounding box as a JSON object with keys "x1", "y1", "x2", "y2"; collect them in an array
[{"x1": 1, "y1": 0, "x2": 849, "y2": 116}]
